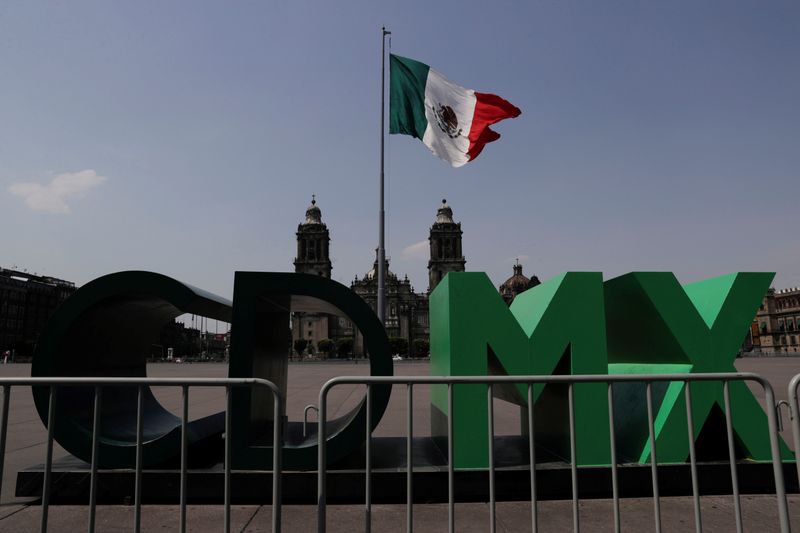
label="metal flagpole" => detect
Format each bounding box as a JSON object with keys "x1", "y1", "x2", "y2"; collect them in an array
[{"x1": 378, "y1": 26, "x2": 391, "y2": 325}]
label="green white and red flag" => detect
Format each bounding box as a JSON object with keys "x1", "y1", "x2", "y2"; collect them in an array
[{"x1": 389, "y1": 54, "x2": 521, "y2": 168}]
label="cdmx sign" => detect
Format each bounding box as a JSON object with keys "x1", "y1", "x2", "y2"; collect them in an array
[{"x1": 30, "y1": 270, "x2": 789, "y2": 471}]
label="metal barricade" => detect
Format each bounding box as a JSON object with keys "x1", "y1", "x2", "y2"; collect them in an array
[
  {"x1": 317, "y1": 373, "x2": 790, "y2": 533},
  {"x1": 0, "y1": 373, "x2": 791, "y2": 532},
  {"x1": 0, "y1": 377, "x2": 283, "y2": 533},
  {"x1": 304, "y1": 404, "x2": 319, "y2": 437},
  {"x1": 787, "y1": 373, "x2": 800, "y2": 511}
]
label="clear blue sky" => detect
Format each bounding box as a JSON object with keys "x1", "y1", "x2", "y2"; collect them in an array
[{"x1": 1, "y1": 1, "x2": 798, "y2": 299}]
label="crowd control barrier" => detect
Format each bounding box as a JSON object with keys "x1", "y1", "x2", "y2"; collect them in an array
[
  {"x1": 0, "y1": 377, "x2": 283, "y2": 533},
  {"x1": 317, "y1": 373, "x2": 790, "y2": 533},
  {"x1": 0, "y1": 372, "x2": 795, "y2": 533}
]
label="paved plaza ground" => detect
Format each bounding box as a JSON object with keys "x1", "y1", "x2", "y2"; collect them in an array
[
  {"x1": 2, "y1": 496, "x2": 800, "y2": 532},
  {"x1": 0, "y1": 358, "x2": 799, "y2": 531}
]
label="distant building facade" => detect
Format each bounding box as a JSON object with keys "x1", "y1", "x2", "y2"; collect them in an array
[
  {"x1": 289, "y1": 197, "x2": 542, "y2": 358},
  {"x1": 293, "y1": 195, "x2": 332, "y2": 278},
  {"x1": 0, "y1": 267, "x2": 76, "y2": 359},
  {"x1": 498, "y1": 261, "x2": 541, "y2": 305},
  {"x1": 347, "y1": 255, "x2": 429, "y2": 356},
  {"x1": 745, "y1": 286, "x2": 800, "y2": 355},
  {"x1": 291, "y1": 199, "x2": 474, "y2": 357},
  {"x1": 428, "y1": 200, "x2": 466, "y2": 292},
  {"x1": 291, "y1": 196, "x2": 335, "y2": 353}
]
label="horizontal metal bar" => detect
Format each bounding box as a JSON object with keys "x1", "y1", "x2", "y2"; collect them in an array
[
  {"x1": 1, "y1": 373, "x2": 769, "y2": 389},
  {"x1": 2, "y1": 372, "x2": 769, "y2": 384},
  {"x1": 0, "y1": 377, "x2": 280, "y2": 388},
  {"x1": 317, "y1": 372, "x2": 769, "y2": 389}
]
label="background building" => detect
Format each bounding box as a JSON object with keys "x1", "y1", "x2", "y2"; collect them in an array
[
  {"x1": 0, "y1": 267, "x2": 76, "y2": 359},
  {"x1": 347, "y1": 255, "x2": 429, "y2": 357},
  {"x1": 428, "y1": 200, "x2": 466, "y2": 292},
  {"x1": 498, "y1": 260, "x2": 541, "y2": 305},
  {"x1": 745, "y1": 287, "x2": 800, "y2": 355},
  {"x1": 290, "y1": 197, "x2": 541, "y2": 358},
  {"x1": 290, "y1": 197, "x2": 449, "y2": 358},
  {"x1": 291, "y1": 196, "x2": 335, "y2": 355}
]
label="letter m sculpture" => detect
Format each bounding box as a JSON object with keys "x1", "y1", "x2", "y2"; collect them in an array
[{"x1": 429, "y1": 272, "x2": 611, "y2": 469}]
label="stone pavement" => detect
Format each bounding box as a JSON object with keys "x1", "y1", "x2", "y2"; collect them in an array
[{"x1": 0, "y1": 495, "x2": 799, "y2": 532}]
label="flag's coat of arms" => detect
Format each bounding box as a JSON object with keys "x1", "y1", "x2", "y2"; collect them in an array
[{"x1": 433, "y1": 103, "x2": 462, "y2": 139}]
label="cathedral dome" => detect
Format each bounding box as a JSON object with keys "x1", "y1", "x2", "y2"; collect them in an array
[
  {"x1": 364, "y1": 265, "x2": 396, "y2": 281},
  {"x1": 435, "y1": 199, "x2": 454, "y2": 224},
  {"x1": 364, "y1": 252, "x2": 395, "y2": 281},
  {"x1": 305, "y1": 195, "x2": 322, "y2": 224},
  {"x1": 499, "y1": 262, "x2": 540, "y2": 305}
]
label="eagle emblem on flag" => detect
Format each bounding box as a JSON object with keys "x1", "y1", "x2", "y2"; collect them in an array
[{"x1": 432, "y1": 103, "x2": 462, "y2": 139}]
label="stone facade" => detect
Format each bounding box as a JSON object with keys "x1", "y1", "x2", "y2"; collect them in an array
[
  {"x1": 290, "y1": 197, "x2": 542, "y2": 358},
  {"x1": 346, "y1": 255, "x2": 429, "y2": 356},
  {"x1": 746, "y1": 287, "x2": 800, "y2": 355},
  {"x1": 291, "y1": 197, "x2": 333, "y2": 355},
  {"x1": 498, "y1": 261, "x2": 541, "y2": 305},
  {"x1": 290, "y1": 198, "x2": 466, "y2": 357},
  {"x1": 293, "y1": 195, "x2": 332, "y2": 278},
  {"x1": 428, "y1": 199, "x2": 466, "y2": 292},
  {"x1": 0, "y1": 268, "x2": 76, "y2": 359}
]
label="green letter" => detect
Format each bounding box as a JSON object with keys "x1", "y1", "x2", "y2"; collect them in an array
[
  {"x1": 605, "y1": 272, "x2": 790, "y2": 462},
  {"x1": 430, "y1": 272, "x2": 610, "y2": 468},
  {"x1": 228, "y1": 272, "x2": 393, "y2": 470}
]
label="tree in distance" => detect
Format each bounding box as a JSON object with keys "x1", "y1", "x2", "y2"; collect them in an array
[
  {"x1": 388, "y1": 337, "x2": 409, "y2": 357},
  {"x1": 335, "y1": 337, "x2": 354, "y2": 358},
  {"x1": 317, "y1": 338, "x2": 336, "y2": 358},
  {"x1": 293, "y1": 339, "x2": 309, "y2": 356},
  {"x1": 412, "y1": 338, "x2": 430, "y2": 358}
]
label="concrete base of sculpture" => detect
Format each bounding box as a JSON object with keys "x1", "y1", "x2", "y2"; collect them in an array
[{"x1": 16, "y1": 436, "x2": 796, "y2": 504}]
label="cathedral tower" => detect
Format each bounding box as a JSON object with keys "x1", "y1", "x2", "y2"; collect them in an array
[
  {"x1": 294, "y1": 195, "x2": 332, "y2": 278},
  {"x1": 292, "y1": 196, "x2": 333, "y2": 356},
  {"x1": 428, "y1": 199, "x2": 466, "y2": 292}
]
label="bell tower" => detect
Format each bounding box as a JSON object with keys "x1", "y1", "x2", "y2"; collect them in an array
[
  {"x1": 294, "y1": 195, "x2": 332, "y2": 278},
  {"x1": 292, "y1": 195, "x2": 334, "y2": 357},
  {"x1": 428, "y1": 199, "x2": 466, "y2": 292}
]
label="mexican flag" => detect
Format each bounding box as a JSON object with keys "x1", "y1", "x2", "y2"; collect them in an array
[{"x1": 389, "y1": 54, "x2": 521, "y2": 168}]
